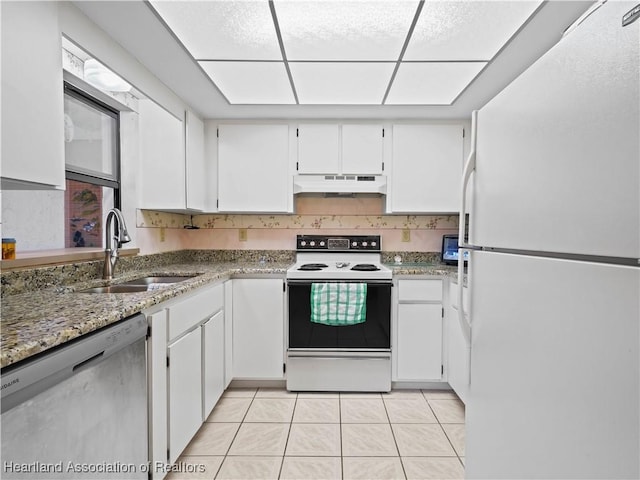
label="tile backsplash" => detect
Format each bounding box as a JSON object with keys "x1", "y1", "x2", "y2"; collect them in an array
[{"x1": 137, "y1": 197, "x2": 458, "y2": 255}]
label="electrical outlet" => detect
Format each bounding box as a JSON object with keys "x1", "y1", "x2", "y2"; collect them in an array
[
  {"x1": 401, "y1": 229, "x2": 411, "y2": 242},
  {"x1": 239, "y1": 228, "x2": 248, "y2": 242},
  {"x1": 160, "y1": 227, "x2": 165, "y2": 242}
]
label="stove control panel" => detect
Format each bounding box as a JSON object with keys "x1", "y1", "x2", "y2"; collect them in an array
[{"x1": 296, "y1": 235, "x2": 381, "y2": 252}]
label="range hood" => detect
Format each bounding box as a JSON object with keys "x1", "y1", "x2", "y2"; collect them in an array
[{"x1": 293, "y1": 175, "x2": 387, "y2": 195}]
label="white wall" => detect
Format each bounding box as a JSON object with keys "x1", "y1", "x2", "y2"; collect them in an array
[{"x1": 1, "y1": 190, "x2": 65, "y2": 250}]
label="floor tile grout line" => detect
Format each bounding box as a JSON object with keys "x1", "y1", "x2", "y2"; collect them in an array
[
  {"x1": 216, "y1": 388, "x2": 258, "y2": 478},
  {"x1": 440, "y1": 423, "x2": 463, "y2": 461},
  {"x1": 382, "y1": 394, "x2": 408, "y2": 479},
  {"x1": 277, "y1": 393, "x2": 297, "y2": 479},
  {"x1": 339, "y1": 394, "x2": 344, "y2": 480}
]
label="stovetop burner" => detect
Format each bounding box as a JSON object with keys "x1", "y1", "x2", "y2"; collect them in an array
[
  {"x1": 288, "y1": 235, "x2": 391, "y2": 280},
  {"x1": 298, "y1": 263, "x2": 329, "y2": 271},
  {"x1": 351, "y1": 264, "x2": 381, "y2": 271}
]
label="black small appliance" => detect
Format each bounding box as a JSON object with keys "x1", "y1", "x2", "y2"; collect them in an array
[{"x1": 441, "y1": 234, "x2": 468, "y2": 265}]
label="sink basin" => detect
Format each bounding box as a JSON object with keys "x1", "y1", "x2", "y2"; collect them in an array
[
  {"x1": 122, "y1": 275, "x2": 196, "y2": 286},
  {"x1": 78, "y1": 285, "x2": 150, "y2": 294},
  {"x1": 77, "y1": 275, "x2": 197, "y2": 294}
]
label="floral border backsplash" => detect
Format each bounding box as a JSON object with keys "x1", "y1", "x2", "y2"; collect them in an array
[
  {"x1": 137, "y1": 209, "x2": 459, "y2": 253},
  {"x1": 137, "y1": 210, "x2": 458, "y2": 231}
]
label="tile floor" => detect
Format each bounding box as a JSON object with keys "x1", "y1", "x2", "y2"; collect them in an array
[{"x1": 167, "y1": 388, "x2": 465, "y2": 480}]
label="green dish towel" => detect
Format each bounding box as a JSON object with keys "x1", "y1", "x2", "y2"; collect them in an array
[{"x1": 310, "y1": 283, "x2": 367, "y2": 326}]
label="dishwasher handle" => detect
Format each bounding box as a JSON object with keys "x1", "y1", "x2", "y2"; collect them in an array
[{"x1": 1, "y1": 313, "x2": 147, "y2": 413}]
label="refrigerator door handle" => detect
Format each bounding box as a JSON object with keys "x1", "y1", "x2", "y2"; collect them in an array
[
  {"x1": 456, "y1": 111, "x2": 477, "y2": 348},
  {"x1": 459, "y1": 110, "x2": 477, "y2": 247},
  {"x1": 459, "y1": 110, "x2": 477, "y2": 248},
  {"x1": 457, "y1": 249, "x2": 472, "y2": 346}
]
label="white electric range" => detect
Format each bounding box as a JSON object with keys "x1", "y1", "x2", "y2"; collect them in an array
[{"x1": 286, "y1": 235, "x2": 392, "y2": 392}]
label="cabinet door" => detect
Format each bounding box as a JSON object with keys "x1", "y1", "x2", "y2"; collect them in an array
[
  {"x1": 168, "y1": 328, "x2": 202, "y2": 464},
  {"x1": 232, "y1": 279, "x2": 284, "y2": 379},
  {"x1": 202, "y1": 311, "x2": 225, "y2": 420},
  {"x1": 147, "y1": 310, "x2": 168, "y2": 478},
  {"x1": 391, "y1": 125, "x2": 463, "y2": 213},
  {"x1": 297, "y1": 124, "x2": 340, "y2": 174},
  {"x1": 341, "y1": 125, "x2": 384, "y2": 175},
  {"x1": 204, "y1": 121, "x2": 219, "y2": 212},
  {"x1": 139, "y1": 99, "x2": 185, "y2": 210},
  {"x1": 185, "y1": 110, "x2": 205, "y2": 211},
  {"x1": 224, "y1": 281, "x2": 234, "y2": 388},
  {"x1": 218, "y1": 125, "x2": 291, "y2": 212},
  {"x1": 1, "y1": 1, "x2": 64, "y2": 189},
  {"x1": 396, "y1": 304, "x2": 443, "y2": 381}
]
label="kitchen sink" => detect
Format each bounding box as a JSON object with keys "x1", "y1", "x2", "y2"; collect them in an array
[
  {"x1": 122, "y1": 275, "x2": 197, "y2": 285},
  {"x1": 78, "y1": 285, "x2": 150, "y2": 294},
  {"x1": 77, "y1": 275, "x2": 197, "y2": 294}
]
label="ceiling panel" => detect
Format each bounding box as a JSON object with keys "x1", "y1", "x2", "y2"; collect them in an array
[
  {"x1": 199, "y1": 62, "x2": 295, "y2": 104},
  {"x1": 274, "y1": 0, "x2": 419, "y2": 61},
  {"x1": 405, "y1": 1, "x2": 543, "y2": 61},
  {"x1": 150, "y1": 1, "x2": 282, "y2": 60},
  {"x1": 290, "y1": 62, "x2": 395, "y2": 104},
  {"x1": 386, "y1": 62, "x2": 487, "y2": 105}
]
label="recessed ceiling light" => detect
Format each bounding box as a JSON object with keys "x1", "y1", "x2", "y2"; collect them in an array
[
  {"x1": 199, "y1": 61, "x2": 295, "y2": 104},
  {"x1": 386, "y1": 62, "x2": 486, "y2": 105},
  {"x1": 275, "y1": 0, "x2": 419, "y2": 61},
  {"x1": 289, "y1": 62, "x2": 395, "y2": 104},
  {"x1": 405, "y1": 0, "x2": 543, "y2": 61},
  {"x1": 150, "y1": 1, "x2": 282, "y2": 60}
]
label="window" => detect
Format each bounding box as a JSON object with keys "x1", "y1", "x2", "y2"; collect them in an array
[{"x1": 63, "y1": 83, "x2": 120, "y2": 248}]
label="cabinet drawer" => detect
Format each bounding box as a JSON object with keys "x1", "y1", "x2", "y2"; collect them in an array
[
  {"x1": 398, "y1": 280, "x2": 442, "y2": 302},
  {"x1": 168, "y1": 284, "x2": 224, "y2": 340}
]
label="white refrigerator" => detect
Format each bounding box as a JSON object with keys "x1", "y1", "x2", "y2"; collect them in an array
[{"x1": 458, "y1": 1, "x2": 640, "y2": 478}]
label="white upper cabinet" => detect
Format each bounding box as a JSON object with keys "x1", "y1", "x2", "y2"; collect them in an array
[
  {"x1": 297, "y1": 124, "x2": 340, "y2": 174},
  {"x1": 217, "y1": 124, "x2": 292, "y2": 213},
  {"x1": 296, "y1": 124, "x2": 384, "y2": 175},
  {"x1": 139, "y1": 103, "x2": 209, "y2": 212},
  {"x1": 341, "y1": 125, "x2": 384, "y2": 175},
  {"x1": 139, "y1": 99, "x2": 185, "y2": 210},
  {"x1": 1, "y1": 1, "x2": 65, "y2": 189},
  {"x1": 389, "y1": 124, "x2": 464, "y2": 213},
  {"x1": 185, "y1": 110, "x2": 206, "y2": 211}
]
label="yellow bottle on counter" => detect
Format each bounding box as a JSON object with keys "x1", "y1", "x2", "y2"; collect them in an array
[{"x1": 2, "y1": 238, "x2": 16, "y2": 260}]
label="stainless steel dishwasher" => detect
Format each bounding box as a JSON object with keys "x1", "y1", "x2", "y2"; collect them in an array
[{"x1": 1, "y1": 313, "x2": 148, "y2": 479}]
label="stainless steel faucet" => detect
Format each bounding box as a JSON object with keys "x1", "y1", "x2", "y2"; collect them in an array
[{"x1": 103, "y1": 208, "x2": 131, "y2": 280}]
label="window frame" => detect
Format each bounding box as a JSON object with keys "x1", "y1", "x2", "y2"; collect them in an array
[{"x1": 63, "y1": 82, "x2": 122, "y2": 208}]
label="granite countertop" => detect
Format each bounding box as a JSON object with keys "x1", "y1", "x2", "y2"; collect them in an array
[
  {"x1": 1, "y1": 261, "x2": 291, "y2": 369},
  {"x1": 1, "y1": 258, "x2": 459, "y2": 369},
  {"x1": 385, "y1": 262, "x2": 459, "y2": 276}
]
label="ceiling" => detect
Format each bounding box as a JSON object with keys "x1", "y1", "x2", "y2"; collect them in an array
[
  {"x1": 148, "y1": 0, "x2": 541, "y2": 106},
  {"x1": 72, "y1": 0, "x2": 594, "y2": 119}
]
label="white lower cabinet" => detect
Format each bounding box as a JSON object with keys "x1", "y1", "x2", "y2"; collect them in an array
[
  {"x1": 147, "y1": 282, "x2": 225, "y2": 477},
  {"x1": 396, "y1": 304, "x2": 443, "y2": 380},
  {"x1": 394, "y1": 279, "x2": 444, "y2": 382},
  {"x1": 446, "y1": 279, "x2": 470, "y2": 404},
  {"x1": 147, "y1": 309, "x2": 168, "y2": 479},
  {"x1": 202, "y1": 311, "x2": 225, "y2": 420},
  {"x1": 232, "y1": 278, "x2": 285, "y2": 379},
  {"x1": 224, "y1": 280, "x2": 233, "y2": 388},
  {"x1": 168, "y1": 328, "x2": 202, "y2": 465}
]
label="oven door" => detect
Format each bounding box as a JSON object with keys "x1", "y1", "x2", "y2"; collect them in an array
[{"x1": 287, "y1": 280, "x2": 392, "y2": 350}]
